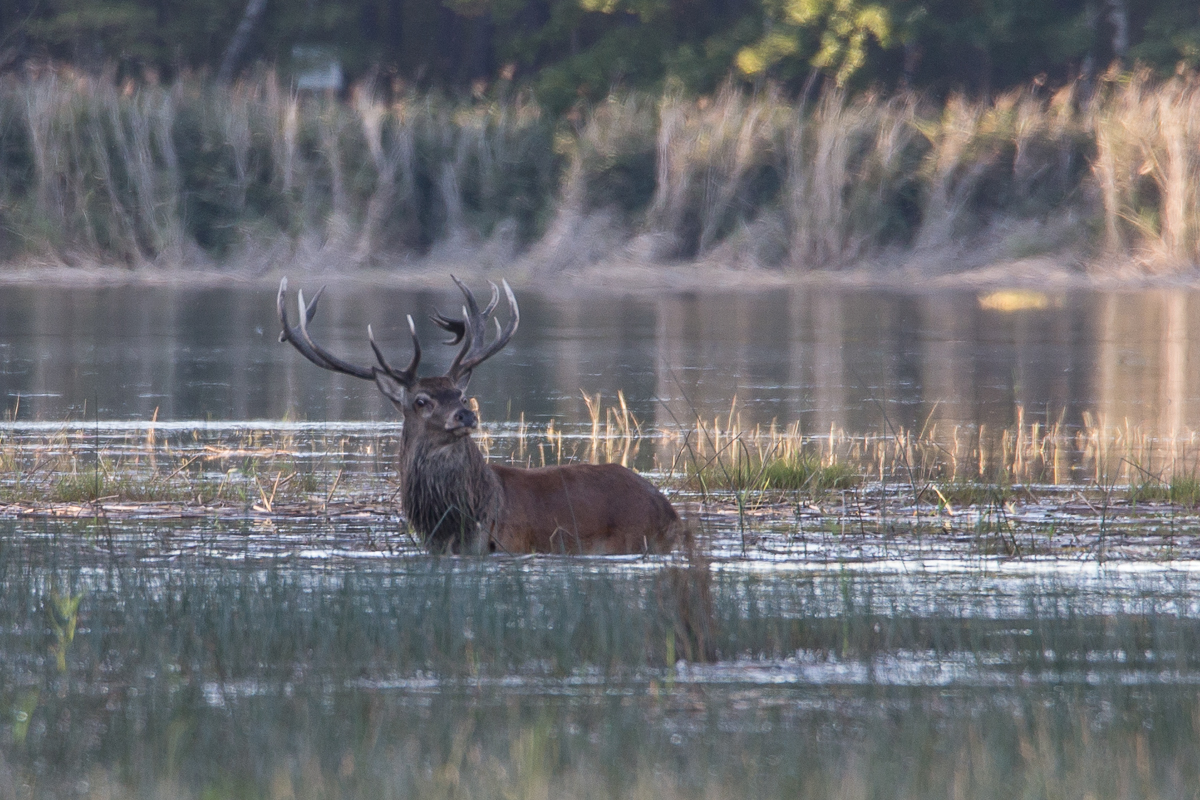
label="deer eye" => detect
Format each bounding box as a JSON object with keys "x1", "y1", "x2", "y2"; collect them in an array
[{"x1": 413, "y1": 396, "x2": 431, "y2": 409}]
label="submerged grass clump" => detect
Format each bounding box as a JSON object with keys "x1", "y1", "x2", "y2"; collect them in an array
[
  {"x1": 929, "y1": 479, "x2": 1014, "y2": 510},
  {"x1": 685, "y1": 453, "x2": 859, "y2": 495},
  {"x1": 762, "y1": 455, "x2": 859, "y2": 492},
  {"x1": 1129, "y1": 474, "x2": 1200, "y2": 507}
]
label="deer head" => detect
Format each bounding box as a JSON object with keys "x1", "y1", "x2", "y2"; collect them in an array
[{"x1": 277, "y1": 276, "x2": 519, "y2": 444}]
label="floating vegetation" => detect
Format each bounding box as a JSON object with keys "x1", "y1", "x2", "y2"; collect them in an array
[{"x1": 4, "y1": 395, "x2": 1200, "y2": 560}]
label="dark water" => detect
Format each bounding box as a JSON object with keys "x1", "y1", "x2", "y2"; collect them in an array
[{"x1": 2, "y1": 283, "x2": 1199, "y2": 437}]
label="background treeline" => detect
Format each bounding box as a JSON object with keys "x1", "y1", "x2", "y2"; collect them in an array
[
  {"x1": 1, "y1": 1, "x2": 1198, "y2": 110},
  {"x1": 3, "y1": 1, "x2": 1200, "y2": 271},
  {"x1": 5, "y1": 70, "x2": 1200, "y2": 270}
]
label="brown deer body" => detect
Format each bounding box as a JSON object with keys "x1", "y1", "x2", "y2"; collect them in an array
[{"x1": 277, "y1": 277, "x2": 682, "y2": 555}]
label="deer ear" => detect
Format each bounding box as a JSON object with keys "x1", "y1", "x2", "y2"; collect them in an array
[
  {"x1": 374, "y1": 373, "x2": 407, "y2": 406},
  {"x1": 452, "y1": 370, "x2": 472, "y2": 392}
]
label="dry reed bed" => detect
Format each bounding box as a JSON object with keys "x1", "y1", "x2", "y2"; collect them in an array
[
  {"x1": 6, "y1": 69, "x2": 1200, "y2": 268},
  {"x1": 674, "y1": 403, "x2": 1200, "y2": 492},
  {"x1": 5, "y1": 406, "x2": 1200, "y2": 561}
]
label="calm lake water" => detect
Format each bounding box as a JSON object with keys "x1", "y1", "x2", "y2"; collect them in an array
[
  {"x1": 5, "y1": 280, "x2": 1200, "y2": 798},
  {"x1": 2, "y1": 282, "x2": 1199, "y2": 438}
]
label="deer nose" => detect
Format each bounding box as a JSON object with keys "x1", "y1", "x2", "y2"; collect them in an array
[{"x1": 448, "y1": 407, "x2": 477, "y2": 431}]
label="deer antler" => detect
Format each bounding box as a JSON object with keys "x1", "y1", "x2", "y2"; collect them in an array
[
  {"x1": 431, "y1": 281, "x2": 499, "y2": 345},
  {"x1": 431, "y1": 276, "x2": 519, "y2": 385},
  {"x1": 277, "y1": 277, "x2": 421, "y2": 388}
]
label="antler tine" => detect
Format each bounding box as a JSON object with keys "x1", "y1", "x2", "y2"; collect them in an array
[
  {"x1": 368, "y1": 315, "x2": 421, "y2": 387},
  {"x1": 276, "y1": 277, "x2": 376, "y2": 381},
  {"x1": 296, "y1": 289, "x2": 379, "y2": 379},
  {"x1": 480, "y1": 281, "x2": 500, "y2": 318},
  {"x1": 430, "y1": 276, "x2": 497, "y2": 345},
  {"x1": 430, "y1": 311, "x2": 466, "y2": 345},
  {"x1": 445, "y1": 278, "x2": 519, "y2": 384},
  {"x1": 277, "y1": 276, "x2": 296, "y2": 344},
  {"x1": 453, "y1": 274, "x2": 482, "y2": 316},
  {"x1": 304, "y1": 285, "x2": 324, "y2": 324},
  {"x1": 430, "y1": 281, "x2": 498, "y2": 346},
  {"x1": 278, "y1": 278, "x2": 325, "y2": 345}
]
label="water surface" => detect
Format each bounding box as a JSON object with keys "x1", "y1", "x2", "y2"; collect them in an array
[
  {"x1": 5, "y1": 281, "x2": 1200, "y2": 798},
  {"x1": 4, "y1": 525, "x2": 1200, "y2": 799},
  {"x1": 2, "y1": 284, "x2": 1199, "y2": 440}
]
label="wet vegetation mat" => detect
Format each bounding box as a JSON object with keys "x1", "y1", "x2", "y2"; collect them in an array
[
  {"x1": 5, "y1": 526, "x2": 1200, "y2": 799},
  {"x1": 6, "y1": 419, "x2": 1200, "y2": 797},
  {"x1": 6, "y1": 416, "x2": 1200, "y2": 562}
]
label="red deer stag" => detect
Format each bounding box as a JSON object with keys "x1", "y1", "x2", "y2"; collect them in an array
[{"x1": 277, "y1": 276, "x2": 682, "y2": 555}]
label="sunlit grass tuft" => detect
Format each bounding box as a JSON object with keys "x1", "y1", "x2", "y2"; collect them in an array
[
  {"x1": 932, "y1": 480, "x2": 1014, "y2": 509},
  {"x1": 762, "y1": 455, "x2": 859, "y2": 492}
]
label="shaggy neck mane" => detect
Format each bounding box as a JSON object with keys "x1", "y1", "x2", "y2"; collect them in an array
[{"x1": 399, "y1": 427, "x2": 502, "y2": 553}]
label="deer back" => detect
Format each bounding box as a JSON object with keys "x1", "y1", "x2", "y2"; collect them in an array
[{"x1": 489, "y1": 463, "x2": 682, "y2": 554}]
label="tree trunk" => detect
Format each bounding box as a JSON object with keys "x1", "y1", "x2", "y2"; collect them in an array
[
  {"x1": 1105, "y1": 0, "x2": 1128, "y2": 62},
  {"x1": 218, "y1": 0, "x2": 269, "y2": 83}
]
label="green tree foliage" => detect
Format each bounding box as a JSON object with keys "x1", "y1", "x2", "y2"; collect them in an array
[
  {"x1": 1132, "y1": 3, "x2": 1200, "y2": 70},
  {"x1": 735, "y1": 0, "x2": 891, "y2": 86},
  {"x1": 1, "y1": 0, "x2": 1199, "y2": 101}
]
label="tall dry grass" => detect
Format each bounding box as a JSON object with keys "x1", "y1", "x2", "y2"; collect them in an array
[
  {"x1": 0, "y1": 69, "x2": 559, "y2": 266},
  {"x1": 1090, "y1": 70, "x2": 1200, "y2": 264},
  {"x1": 7, "y1": 69, "x2": 1200, "y2": 269},
  {"x1": 662, "y1": 400, "x2": 1200, "y2": 501},
  {"x1": 645, "y1": 86, "x2": 788, "y2": 259},
  {"x1": 787, "y1": 91, "x2": 918, "y2": 267}
]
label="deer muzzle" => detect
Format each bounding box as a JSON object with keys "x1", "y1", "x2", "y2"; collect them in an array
[{"x1": 445, "y1": 407, "x2": 478, "y2": 434}]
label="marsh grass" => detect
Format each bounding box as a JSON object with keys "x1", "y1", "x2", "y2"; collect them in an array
[
  {"x1": 6, "y1": 532, "x2": 1200, "y2": 798},
  {"x1": 631, "y1": 398, "x2": 1200, "y2": 558},
  {"x1": 1128, "y1": 474, "x2": 1200, "y2": 507},
  {"x1": 9, "y1": 392, "x2": 1200, "y2": 542},
  {"x1": 0, "y1": 422, "x2": 382, "y2": 509},
  {"x1": 931, "y1": 479, "x2": 1015, "y2": 510},
  {"x1": 685, "y1": 452, "x2": 859, "y2": 495},
  {"x1": 665, "y1": 401, "x2": 1123, "y2": 504},
  {"x1": 8, "y1": 68, "x2": 1200, "y2": 268},
  {"x1": 9, "y1": 700, "x2": 1200, "y2": 800}
]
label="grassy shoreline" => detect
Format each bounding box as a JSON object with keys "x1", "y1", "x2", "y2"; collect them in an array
[
  {"x1": 6, "y1": 416, "x2": 1200, "y2": 561},
  {"x1": 7, "y1": 70, "x2": 1200, "y2": 278}
]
